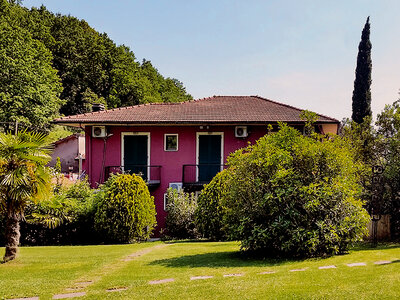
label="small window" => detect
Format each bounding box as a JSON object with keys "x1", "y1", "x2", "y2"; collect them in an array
[{"x1": 164, "y1": 134, "x2": 178, "y2": 151}]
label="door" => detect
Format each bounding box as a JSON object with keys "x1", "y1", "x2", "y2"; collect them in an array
[
  {"x1": 123, "y1": 134, "x2": 148, "y2": 181},
  {"x1": 198, "y1": 134, "x2": 222, "y2": 182}
]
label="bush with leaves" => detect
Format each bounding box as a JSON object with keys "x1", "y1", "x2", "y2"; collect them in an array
[
  {"x1": 164, "y1": 188, "x2": 198, "y2": 239},
  {"x1": 223, "y1": 124, "x2": 369, "y2": 257},
  {"x1": 94, "y1": 173, "x2": 156, "y2": 243},
  {"x1": 375, "y1": 100, "x2": 400, "y2": 239},
  {"x1": 195, "y1": 170, "x2": 231, "y2": 240},
  {"x1": 21, "y1": 179, "x2": 97, "y2": 245}
]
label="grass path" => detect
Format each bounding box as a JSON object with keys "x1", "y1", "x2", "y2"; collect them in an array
[
  {"x1": 1, "y1": 242, "x2": 399, "y2": 299},
  {"x1": 0, "y1": 242, "x2": 160, "y2": 299},
  {"x1": 62, "y1": 243, "x2": 169, "y2": 294}
]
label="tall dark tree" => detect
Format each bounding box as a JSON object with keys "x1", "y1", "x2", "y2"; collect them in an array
[{"x1": 352, "y1": 17, "x2": 372, "y2": 124}]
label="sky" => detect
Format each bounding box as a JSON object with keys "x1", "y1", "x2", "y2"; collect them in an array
[{"x1": 23, "y1": 0, "x2": 400, "y2": 121}]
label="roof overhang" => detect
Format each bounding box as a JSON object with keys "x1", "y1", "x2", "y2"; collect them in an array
[{"x1": 53, "y1": 120, "x2": 340, "y2": 128}]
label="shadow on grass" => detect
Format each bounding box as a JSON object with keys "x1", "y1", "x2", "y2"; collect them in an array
[
  {"x1": 392, "y1": 260, "x2": 400, "y2": 264},
  {"x1": 150, "y1": 241, "x2": 400, "y2": 269},
  {"x1": 350, "y1": 242, "x2": 400, "y2": 252},
  {"x1": 149, "y1": 250, "x2": 296, "y2": 268},
  {"x1": 163, "y1": 239, "x2": 214, "y2": 244}
]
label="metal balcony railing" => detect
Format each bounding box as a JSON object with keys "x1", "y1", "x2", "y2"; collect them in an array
[
  {"x1": 182, "y1": 164, "x2": 227, "y2": 187},
  {"x1": 105, "y1": 165, "x2": 161, "y2": 188}
]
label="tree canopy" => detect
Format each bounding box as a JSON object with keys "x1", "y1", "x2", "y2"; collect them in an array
[
  {"x1": 0, "y1": 0, "x2": 63, "y2": 131},
  {"x1": 197, "y1": 125, "x2": 369, "y2": 257},
  {"x1": 0, "y1": 1, "x2": 192, "y2": 129}
]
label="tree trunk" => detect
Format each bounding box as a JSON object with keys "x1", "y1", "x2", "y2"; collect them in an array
[{"x1": 3, "y1": 208, "x2": 21, "y2": 263}]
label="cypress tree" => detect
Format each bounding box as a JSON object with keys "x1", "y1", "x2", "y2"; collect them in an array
[{"x1": 352, "y1": 17, "x2": 372, "y2": 124}]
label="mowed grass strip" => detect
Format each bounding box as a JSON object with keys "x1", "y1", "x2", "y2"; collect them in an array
[
  {"x1": 1, "y1": 242, "x2": 400, "y2": 299},
  {"x1": 0, "y1": 242, "x2": 159, "y2": 299},
  {"x1": 85, "y1": 242, "x2": 400, "y2": 300}
]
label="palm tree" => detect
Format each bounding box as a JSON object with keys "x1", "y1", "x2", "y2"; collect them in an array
[{"x1": 0, "y1": 131, "x2": 52, "y2": 263}]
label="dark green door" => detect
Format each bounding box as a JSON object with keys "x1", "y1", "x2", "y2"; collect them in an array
[
  {"x1": 198, "y1": 135, "x2": 221, "y2": 182},
  {"x1": 124, "y1": 135, "x2": 148, "y2": 181}
]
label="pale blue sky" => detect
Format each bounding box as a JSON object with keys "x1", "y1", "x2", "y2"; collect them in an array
[{"x1": 23, "y1": 0, "x2": 400, "y2": 120}]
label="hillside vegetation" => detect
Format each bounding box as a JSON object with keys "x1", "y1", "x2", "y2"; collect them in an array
[{"x1": 0, "y1": 0, "x2": 192, "y2": 131}]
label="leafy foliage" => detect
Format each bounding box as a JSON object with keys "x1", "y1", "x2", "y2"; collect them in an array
[
  {"x1": 195, "y1": 170, "x2": 231, "y2": 240},
  {"x1": 0, "y1": 1, "x2": 192, "y2": 130},
  {"x1": 45, "y1": 126, "x2": 73, "y2": 143},
  {"x1": 352, "y1": 17, "x2": 372, "y2": 124},
  {"x1": 165, "y1": 188, "x2": 198, "y2": 239},
  {"x1": 0, "y1": 131, "x2": 52, "y2": 214},
  {"x1": 94, "y1": 174, "x2": 156, "y2": 243},
  {"x1": 0, "y1": 0, "x2": 63, "y2": 131},
  {"x1": 299, "y1": 110, "x2": 319, "y2": 136},
  {"x1": 20, "y1": 179, "x2": 97, "y2": 245},
  {"x1": 375, "y1": 100, "x2": 400, "y2": 239},
  {"x1": 11, "y1": 2, "x2": 191, "y2": 116},
  {"x1": 25, "y1": 179, "x2": 94, "y2": 229},
  {"x1": 222, "y1": 125, "x2": 369, "y2": 257},
  {"x1": 0, "y1": 130, "x2": 52, "y2": 261}
]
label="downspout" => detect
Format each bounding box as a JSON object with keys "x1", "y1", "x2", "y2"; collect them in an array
[
  {"x1": 87, "y1": 125, "x2": 92, "y2": 187},
  {"x1": 99, "y1": 132, "x2": 114, "y2": 185}
]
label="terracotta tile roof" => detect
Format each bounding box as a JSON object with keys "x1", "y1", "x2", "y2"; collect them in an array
[
  {"x1": 54, "y1": 96, "x2": 339, "y2": 125},
  {"x1": 53, "y1": 133, "x2": 84, "y2": 145}
]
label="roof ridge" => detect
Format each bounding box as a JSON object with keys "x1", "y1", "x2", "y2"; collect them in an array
[{"x1": 252, "y1": 95, "x2": 339, "y2": 122}]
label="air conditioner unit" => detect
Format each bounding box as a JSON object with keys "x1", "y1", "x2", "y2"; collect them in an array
[
  {"x1": 235, "y1": 126, "x2": 248, "y2": 138},
  {"x1": 92, "y1": 126, "x2": 106, "y2": 138},
  {"x1": 169, "y1": 182, "x2": 183, "y2": 191}
]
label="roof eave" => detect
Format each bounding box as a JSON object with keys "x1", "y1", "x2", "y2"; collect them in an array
[{"x1": 53, "y1": 119, "x2": 340, "y2": 127}]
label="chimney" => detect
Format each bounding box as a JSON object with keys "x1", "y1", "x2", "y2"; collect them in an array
[{"x1": 92, "y1": 103, "x2": 105, "y2": 112}]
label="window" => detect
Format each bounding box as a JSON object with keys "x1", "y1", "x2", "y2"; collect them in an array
[{"x1": 164, "y1": 134, "x2": 178, "y2": 151}]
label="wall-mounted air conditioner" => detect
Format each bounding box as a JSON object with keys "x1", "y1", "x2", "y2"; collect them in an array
[
  {"x1": 169, "y1": 182, "x2": 183, "y2": 191},
  {"x1": 235, "y1": 126, "x2": 248, "y2": 138},
  {"x1": 92, "y1": 126, "x2": 106, "y2": 138}
]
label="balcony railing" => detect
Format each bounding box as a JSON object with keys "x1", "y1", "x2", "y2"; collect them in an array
[
  {"x1": 105, "y1": 165, "x2": 161, "y2": 189},
  {"x1": 182, "y1": 164, "x2": 227, "y2": 189}
]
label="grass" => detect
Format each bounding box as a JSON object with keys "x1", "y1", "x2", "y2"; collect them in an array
[{"x1": 1, "y1": 241, "x2": 399, "y2": 299}]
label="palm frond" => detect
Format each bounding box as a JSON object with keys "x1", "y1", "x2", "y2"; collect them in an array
[{"x1": 0, "y1": 130, "x2": 54, "y2": 214}]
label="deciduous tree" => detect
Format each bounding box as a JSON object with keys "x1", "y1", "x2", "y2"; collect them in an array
[{"x1": 0, "y1": 0, "x2": 63, "y2": 131}]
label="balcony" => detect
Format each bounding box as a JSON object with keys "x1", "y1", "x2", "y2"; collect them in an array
[
  {"x1": 182, "y1": 164, "x2": 227, "y2": 191},
  {"x1": 105, "y1": 165, "x2": 161, "y2": 190}
]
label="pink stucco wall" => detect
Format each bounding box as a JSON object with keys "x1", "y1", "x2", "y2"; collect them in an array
[
  {"x1": 49, "y1": 134, "x2": 86, "y2": 174},
  {"x1": 85, "y1": 125, "x2": 269, "y2": 233}
]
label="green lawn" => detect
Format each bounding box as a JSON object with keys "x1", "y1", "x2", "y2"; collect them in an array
[{"x1": 1, "y1": 241, "x2": 399, "y2": 299}]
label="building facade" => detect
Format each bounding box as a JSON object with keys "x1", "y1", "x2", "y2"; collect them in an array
[{"x1": 54, "y1": 96, "x2": 339, "y2": 231}]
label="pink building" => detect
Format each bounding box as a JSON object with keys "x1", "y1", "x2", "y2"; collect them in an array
[
  {"x1": 54, "y1": 96, "x2": 339, "y2": 232},
  {"x1": 48, "y1": 133, "x2": 86, "y2": 178}
]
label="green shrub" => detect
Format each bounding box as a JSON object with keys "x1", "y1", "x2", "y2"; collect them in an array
[
  {"x1": 94, "y1": 173, "x2": 156, "y2": 243},
  {"x1": 223, "y1": 124, "x2": 370, "y2": 257},
  {"x1": 376, "y1": 100, "x2": 400, "y2": 239},
  {"x1": 26, "y1": 179, "x2": 94, "y2": 228},
  {"x1": 21, "y1": 179, "x2": 97, "y2": 245},
  {"x1": 165, "y1": 188, "x2": 198, "y2": 239},
  {"x1": 195, "y1": 169, "x2": 231, "y2": 240}
]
